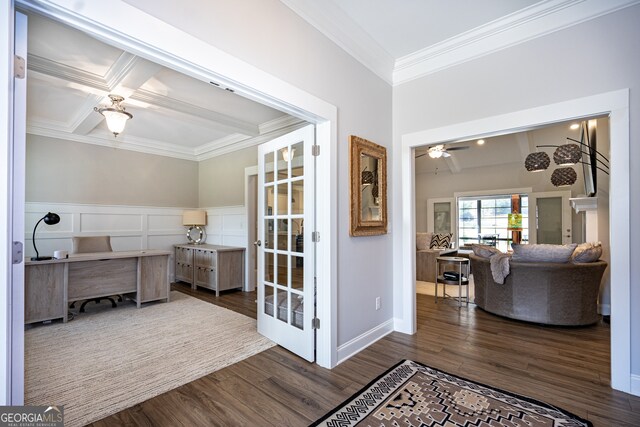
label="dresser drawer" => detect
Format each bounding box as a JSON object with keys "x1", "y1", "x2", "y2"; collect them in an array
[
  {"x1": 175, "y1": 247, "x2": 193, "y2": 264},
  {"x1": 194, "y1": 249, "x2": 216, "y2": 268},
  {"x1": 175, "y1": 262, "x2": 193, "y2": 283},
  {"x1": 195, "y1": 266, "x2": 217, "y2": 289}
]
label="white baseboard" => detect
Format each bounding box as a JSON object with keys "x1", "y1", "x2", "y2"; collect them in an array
[
  {"x1": 598, "y1": 303, "x2": 611, "y2": 315},
  {"x1": 632, "y1": 374, "x2": 640, "y2": 397},
  {"x1": 336, "y1": 319, "x2": 394, "y2": 365}
]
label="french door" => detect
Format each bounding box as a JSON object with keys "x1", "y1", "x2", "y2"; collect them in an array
[{"x1": 257, "y1": 125, "x2": 315, "y2": 361}]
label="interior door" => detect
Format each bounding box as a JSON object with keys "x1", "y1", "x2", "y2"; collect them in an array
[
  {"x1": 529, "y1": 191, "x2": 572, "y2": 244},
  {"x1": 257, "y1": 125, "x2": 315, "y2": 361}
]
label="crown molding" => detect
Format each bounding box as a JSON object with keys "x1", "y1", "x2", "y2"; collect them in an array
[
  {"x1": 27, "y1": 122, "x2": 198, "y2": 160},
  {"x1": 279, "y1": 0, "x2": 394, "y2": 85},
  {"x1": 393, "y1": 0, "x2": 640, "y2": 85},
  {"x1": 281, "y1": 0, "x2": 640, "y2": 86},
  {"x1": 27, "y1": 115, "x2": 308, "y2": 162},
  {"x1": 195, "y1": 120, "x2": 308, "y2": 161},
  {"x1": 258, "y1": 114, "x2": 304, "y2": 134}
]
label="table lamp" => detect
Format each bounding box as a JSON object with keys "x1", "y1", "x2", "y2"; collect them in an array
[
  {"x1": 31, "y1": 212, "x2": 60, "y2": 261},
  {"x1": 183, "y1": 210, "x2": 207, "y2": 244}
]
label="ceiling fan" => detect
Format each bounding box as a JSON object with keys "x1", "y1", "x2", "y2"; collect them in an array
[{"x1": 416, "y1": 144, "x2": 469, "y2": 159}]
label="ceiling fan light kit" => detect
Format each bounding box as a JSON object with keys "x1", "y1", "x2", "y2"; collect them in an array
[{"x1": 94, "y1": 94, "x2": 133, "y2": 137}]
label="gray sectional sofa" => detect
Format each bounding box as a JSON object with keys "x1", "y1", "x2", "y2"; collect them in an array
[{"x1": 470, "y1": 253, "x2": 607, "y2": 326}]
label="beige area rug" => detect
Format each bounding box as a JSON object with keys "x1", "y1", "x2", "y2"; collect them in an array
[
  {"x1": 416, "y1": 278, "x2": 475, "y2": 301},
  {"x1": 25, "y1": 291, "x2": 275, "y2": 427}
]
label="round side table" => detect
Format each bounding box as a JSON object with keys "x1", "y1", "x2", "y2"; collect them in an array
[{"x1": 435, "y1": 256, "x2": 470, "y2": 307}]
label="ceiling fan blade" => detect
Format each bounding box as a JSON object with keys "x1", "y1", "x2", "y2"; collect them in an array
[
  {"x1": 442, "y1": 152, "x2": 451, "y2": 158},
  {"x1": 416, "y1": 153, "x2": 428, "y2": 158},
  {"x1": 446, "y1": 146, "x2": 469, "y2": 151}
]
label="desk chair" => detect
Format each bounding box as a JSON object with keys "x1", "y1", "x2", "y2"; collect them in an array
[{"x1": 70, "y1": 236, "x2": 122, "y2": 312}]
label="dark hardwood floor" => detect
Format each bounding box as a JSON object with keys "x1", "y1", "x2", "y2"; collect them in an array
[{"x1": 90, "y1": 285, "x2": 640, "y2": 426}]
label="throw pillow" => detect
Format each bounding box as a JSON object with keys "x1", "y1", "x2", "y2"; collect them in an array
[
  {"x1": 511, "y1": 243, "x2": 578, "y2": 263},
  {"x1": 430, "y1": 232, "x2": 452, "y2": 249},
  {"x1": 416, "y1": 232, "x2": 433, "y2": 250},
  {"x1": 571, "y1": 241, "x2": 603, "y2": 263},
  {"x1": 471, "y1": 243, "x2": 502, "y2": 258}
]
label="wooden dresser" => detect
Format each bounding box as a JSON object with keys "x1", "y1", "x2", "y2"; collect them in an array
[{"x1": 174, "y1": 244, "x2": 245, "y2": 296}]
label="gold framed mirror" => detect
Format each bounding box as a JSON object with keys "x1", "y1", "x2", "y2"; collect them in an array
[{"x1": 350, "y1": 135, "x2": 387, "y2": 236}]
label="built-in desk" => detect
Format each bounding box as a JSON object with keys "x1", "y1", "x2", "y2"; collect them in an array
[{"x1": 25, "y1": 249, "x2": 171, "y2": 324}]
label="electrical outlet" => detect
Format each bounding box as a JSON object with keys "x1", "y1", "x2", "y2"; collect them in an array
[{"x1": 375, "y1": 297, "x2": 381, "y2": 310}]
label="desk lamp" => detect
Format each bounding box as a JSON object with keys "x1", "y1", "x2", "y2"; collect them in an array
[
  {"x1": 183, "y1": 210, "x2": 207, "y2": 244},
  {"x1": 31, "y1": 212, "x2": 60, "y2": 261}
]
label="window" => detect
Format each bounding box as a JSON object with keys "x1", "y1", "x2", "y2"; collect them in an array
[{"x1": 458, "y1": 194, "x2": 528, "y2": 252}]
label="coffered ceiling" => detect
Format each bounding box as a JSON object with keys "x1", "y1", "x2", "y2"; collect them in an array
[{"x1": 25, "y1": 12, "x2": 304, "y2": 161}]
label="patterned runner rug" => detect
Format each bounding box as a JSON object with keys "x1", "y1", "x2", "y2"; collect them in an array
[{"x1": 312, "y1": 359, "x2": 592, "y2": 426}]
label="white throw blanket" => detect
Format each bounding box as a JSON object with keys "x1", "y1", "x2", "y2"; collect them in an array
[{"x1": 490, "y1": 253, "x2": 511, "y2": 284}]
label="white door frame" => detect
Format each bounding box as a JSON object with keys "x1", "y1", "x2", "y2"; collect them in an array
[
  {"x1": 244, "y1": 165, "x2": 259, "y2": 292},
  {"x1": 395, "y1": 89, "x2": 632, "y2": 394},
  {"x1": 7, "y1": 0, "x2": 338, "y2": 402}
]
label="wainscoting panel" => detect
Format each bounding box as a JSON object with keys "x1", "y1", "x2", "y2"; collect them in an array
[
  {"x1": 25, "y1": 203, "x2": 249, "y2": 287},
  {"x1": 80, "y1": 213, "x2": 142, "y2": 233}
]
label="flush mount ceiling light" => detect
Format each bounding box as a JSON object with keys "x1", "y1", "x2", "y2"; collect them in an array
[
  {"x1": 551, "y1": 167, "x2": 577, "y2": 187},
  {"x1": 94, "y1": 94, "x2": 133, "y2": 137},
  {"x1": 524, "y1": 151, "x2": 550, "y2": 172},
  {"x1": 553, "y1": 143, "x2": 581, "y2": 166},
  {"x1": 477, "y1": 139, "x2": 485, "y2": 145},
  {"x1": 569, "y1": 123, "x2": 580, "y2": 130}
]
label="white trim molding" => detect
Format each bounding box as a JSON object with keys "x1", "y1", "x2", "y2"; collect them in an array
[
  {"x1": 279, "y1": 0, "x2": 640, "y2": 86},
  {"x1": 279, "y1": 0, "x2": 394, "y2": 85},
  {"x1": 396, "y1": 89, "x2": 632, "y2": 393},
  {"x1": 336, "y1": 319, "x2": 394, "y2": 365},
  {"x1": 632, "y1": 374, "x2": 640, "y2": 397}
]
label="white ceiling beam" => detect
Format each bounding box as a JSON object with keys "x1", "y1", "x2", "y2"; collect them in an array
[
  {"x1": 67, "y1": 55, "x2": 163, "y2": 135},
  {"x1": 516, "y1": 132, "x2": 532, "y2": 159},
  {"x1": 131, "y1": 89, "x2": 260, "y2": 136},
  {"x1": 28, "y1": 54, "x2": 109, "y2": 91},
  {"x1": 68, "y1": 94, "x2": 105, "y2": 135}
]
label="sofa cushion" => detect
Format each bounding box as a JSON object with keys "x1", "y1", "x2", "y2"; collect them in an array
[
  {"x1": 511, "y1": 243, "x2": 578, "y2": 263},
  {"x1": 471, "y1": 244, "x2": 502, "y2": 258},
  {"x1": 571, "y1": 242, "x2": 602, "y2": 263},
  {"x1": 416, "y1": 232, "x2": 433, "y2": 250},
  {"x1": 429, "y1": 232, "x2": 452, "y2": 249}
]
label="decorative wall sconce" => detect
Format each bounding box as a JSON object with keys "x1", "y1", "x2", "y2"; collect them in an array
[{"x1": 282, "y1": 147, "x2": 295, "y2": 162}]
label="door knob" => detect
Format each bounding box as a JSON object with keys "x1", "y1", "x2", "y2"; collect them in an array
[{"x1": 254, "y1": 240, "x2": 261, "y2": 247}]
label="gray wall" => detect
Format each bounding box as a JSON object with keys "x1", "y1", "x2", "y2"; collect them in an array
[
  {"x1": 394, "y1": 6, "x2": 639, "y2": 373},
  {"x1": 26, "y1": 134, "x2": 199, "y2": 207},
  {"x1": 77, "y1": 0, "x2": 395, "y2": 347},
  {"x1": 198, "y1": 146, "x2": 257, "y2": 207}
]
